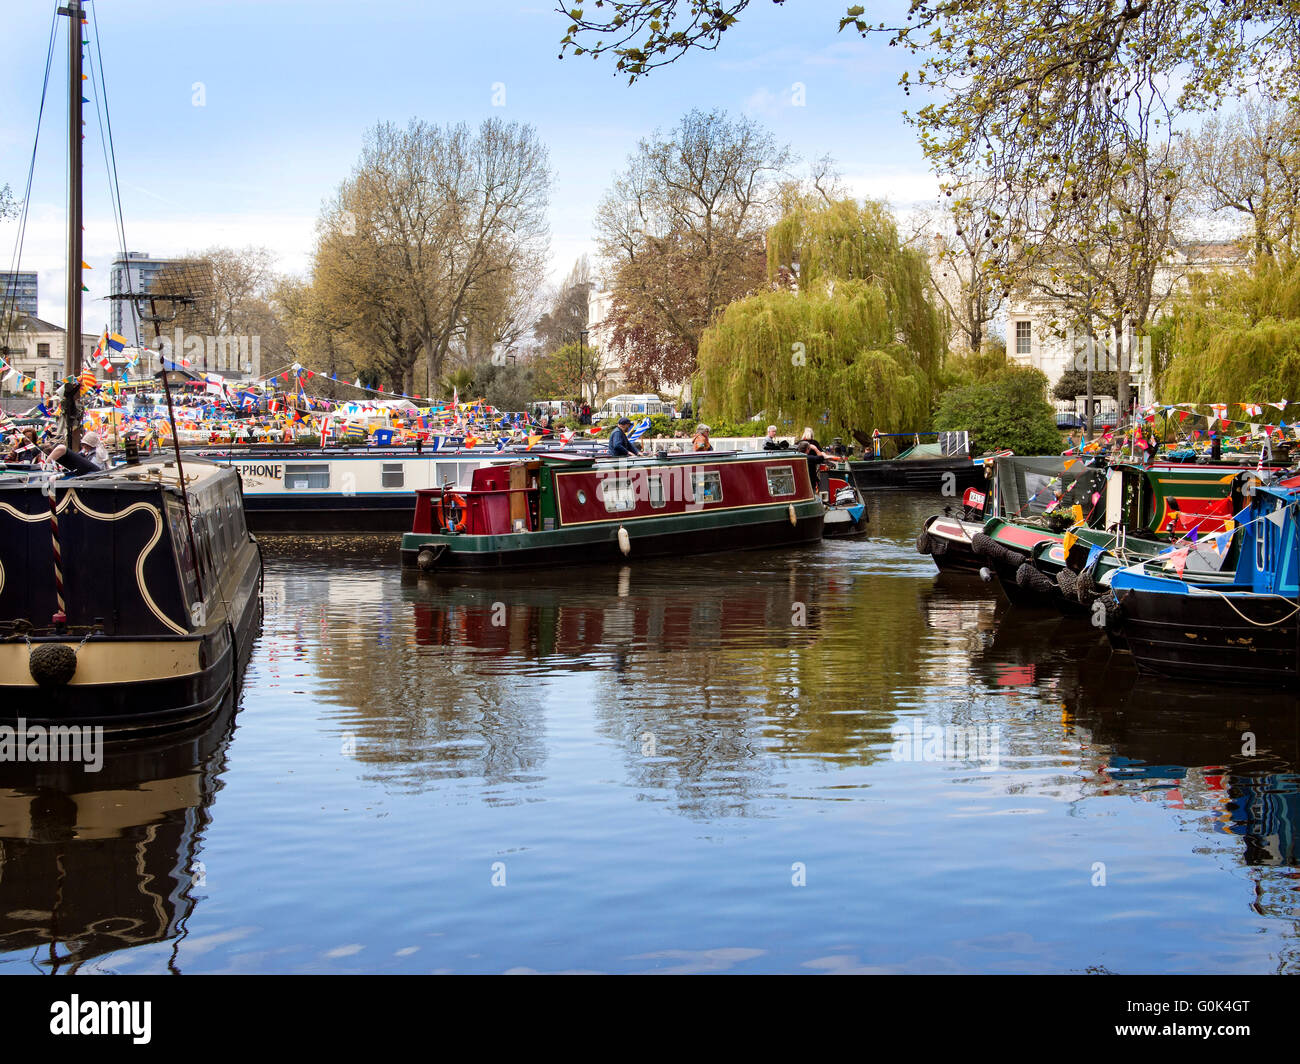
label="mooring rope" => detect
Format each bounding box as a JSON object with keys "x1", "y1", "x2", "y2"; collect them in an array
[{"x1": 1199, "y1": 589, "x2": 1300, "y2": 628}]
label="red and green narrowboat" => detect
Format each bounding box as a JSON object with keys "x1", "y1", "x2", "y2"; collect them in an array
[{"x1": 400, "y1": 450, "x2": 825, "y2": 571}]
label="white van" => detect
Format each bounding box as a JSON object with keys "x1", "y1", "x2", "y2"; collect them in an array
[{"x1": 593, "y1": 394, "x2": 674, "y2": 423}]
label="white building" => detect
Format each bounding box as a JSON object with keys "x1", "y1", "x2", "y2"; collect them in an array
[
  {"x1": 1003, "y1": 241, "x2": 1244, "y2": 405},
  {"x1": 0, "y1": 315, "x2": 101, "y2": 397}
]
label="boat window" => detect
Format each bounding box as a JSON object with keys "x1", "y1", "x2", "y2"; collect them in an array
[
  {"x1": 691, "y1": 471, "x2": 723, "y2": 504},
  {"x1": 766, "y1": 466, "x2": 796, "y2": 497},
  {"x1": 382, "y1": 462, "x2": 404, "y2": 488},
  {"x1": 285, "y1": 463, "x2": 330, "y2": 491},
  {"x1": 600, "y1": 477, "x2": 637, "y2": 513},
  {"x1": 647, "y1": 474, "x2": 665, "y2": 508}
]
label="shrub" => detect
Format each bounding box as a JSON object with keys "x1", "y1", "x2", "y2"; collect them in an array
[{"x1": 934, "y1": 367, "x2": 1063, "y2": 455}]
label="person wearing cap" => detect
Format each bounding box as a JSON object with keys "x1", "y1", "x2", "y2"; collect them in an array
[
  {"x1": 608, "y1": 416, "x2": 642, "y2": 457},
  {"x1": 80, "y1": 431, "x2": 110, "y2": 470}
]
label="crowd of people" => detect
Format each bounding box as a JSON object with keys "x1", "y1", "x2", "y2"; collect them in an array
[{"x1": 4, "y1": 424, "x2": 111, "y2": 475}]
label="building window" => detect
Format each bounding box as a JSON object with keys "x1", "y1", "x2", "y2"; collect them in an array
[
  {"x1": 381, "y1": 462, "x2": 404, "y2": 488},
  {"x1": 37, "y1": 343, "x2": 50, "y2": 358},
  {"x1": 1015, "y1": 321, "x2": 1032, "y2": 356}
]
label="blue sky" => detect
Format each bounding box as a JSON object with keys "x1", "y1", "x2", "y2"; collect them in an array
[{"x1": 1, "y1": 0, "x2": 932, "y2": 334}]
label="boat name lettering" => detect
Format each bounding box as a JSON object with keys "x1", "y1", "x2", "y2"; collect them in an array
[{"x1": 245, "y1": 464, "x2": 283, "y2": 479}]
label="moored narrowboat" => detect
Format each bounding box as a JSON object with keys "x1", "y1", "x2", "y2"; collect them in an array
[
  {"x1": 401, "y1": 450, "x2": 825, "y2": 571},
  {"x1": 0, "y1": 457, "x2": 262, "y2": 728},
  {"x1": 196, "y1": 442, "x2": 586, "y2": 534},
  {"x1": 1104, "y1": 480, "x2": 1300, "y2": 686}
]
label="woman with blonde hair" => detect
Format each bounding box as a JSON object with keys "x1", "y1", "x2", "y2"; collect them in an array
[{"x1": 795, "y1": 426, "x2": 828, "y2": 485}]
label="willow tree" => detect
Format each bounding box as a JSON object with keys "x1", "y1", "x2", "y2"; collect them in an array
[
  {"x1": 696, "y1": 200, "x2": 945, "y2": 438},
  {"x1": 1156, "y1": 255, "x2": 1300, "y2": 403}
]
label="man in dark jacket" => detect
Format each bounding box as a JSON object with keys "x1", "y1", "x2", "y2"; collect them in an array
[{"x1": 608, "y1": 417, "x2": 641, "y2": 457}]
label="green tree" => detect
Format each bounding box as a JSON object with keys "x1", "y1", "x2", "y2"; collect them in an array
[
  {"x1": 1156, "y1": 255, "x2": 1300, "y2": 403},
  {"x1": 530, "y1": 340, "x2": 606, "y2": 402},
  {"x1": 471, "y1": 359, "x2": 537, "y2": 412},
  {"x1": 696, "y1": 199, "x2": 945, "y2": 440},
  {"x1": 934, "y1": 367, "x2": 1063, "y2": 455},
  {"x1": 1053, "y1": 369, "x2": 1118, "y2": 400}
]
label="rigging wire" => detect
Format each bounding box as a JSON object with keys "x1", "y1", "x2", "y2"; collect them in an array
[{"x1": 1, "y1": 7, "x2": 60, "y2": 356}]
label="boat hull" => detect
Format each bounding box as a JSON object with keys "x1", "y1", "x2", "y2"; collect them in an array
[
  {"x1": 402, "y1": 501, "x2": 825, "y2": 571},
  {"x1": 241, "y1": 493, "x2": 414, "y2": 534},
  {"x1": 841, "y1": 456, "x2": 982, "y2": 493},
  {"x1": 1110, "y1": 585, "x2": 1299, "y2": 686},
  {"x1": 917, "y1": 515, "x2": 984, "y2": 572}
]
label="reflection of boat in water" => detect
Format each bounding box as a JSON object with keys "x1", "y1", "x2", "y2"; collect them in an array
[
  {"x1": 406, "y1": 562, "x2": 828, "y2": 658},
  {"x1": 0, "y1": 697, "x2": 236, "y2": 972}
]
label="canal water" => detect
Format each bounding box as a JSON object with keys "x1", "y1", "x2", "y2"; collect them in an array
[{"x1": 2, "y1": 491, "x2": 1298, "y2": 974}]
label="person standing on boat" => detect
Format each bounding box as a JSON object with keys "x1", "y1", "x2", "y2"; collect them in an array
[
  {"x1": 692, "y1": 424, "x2": 713, "y2": 451},
  {"x1": 763, "y1": 425, "x2": 789, "y2": 450},
  {"x1": 608, "y1": 416, "x2": 642, "y2": 457},
  {"x1": 795, "y1": 427, "x2": 828, "y2": 485}
]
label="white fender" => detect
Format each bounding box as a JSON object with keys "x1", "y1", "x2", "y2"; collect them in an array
[
  {"x1": 617, "y1": 525, "x2": 631, "y2": 556},
  {"x1": 788, "y1": 504, "x2": 797, "y2": 526}
]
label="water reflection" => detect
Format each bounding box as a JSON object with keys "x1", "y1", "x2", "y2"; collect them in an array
[{"x1": 0, "y1": 700, "x2": 236, "y2": 973}]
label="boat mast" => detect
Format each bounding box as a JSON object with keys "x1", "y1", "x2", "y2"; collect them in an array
[{"x1": 59, "y1": 0, "x2": 84, "y2": 450}]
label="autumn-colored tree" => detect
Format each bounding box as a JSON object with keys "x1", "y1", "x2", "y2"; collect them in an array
[
  {"x1": 597, "y1": 108, "x2": 789, "y2": 390},
  {"x1": 312, "y1": 118, "x2": 550, "y2": 395}
]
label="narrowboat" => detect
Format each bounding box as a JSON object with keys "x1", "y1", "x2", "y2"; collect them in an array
[
  {"x1": 1021, "y1": 462, "x2": 1262, "y2": 611},
  {"x1": 197, "y1": 442, "x2": 596, "y2": 534},
  {"x1": 841, "y1": 430, "x2": 982, "y2": 493},
  {"x1": 0, "y1": 457, "x2": 262, "y2": 728},
  {"x1": 915, "y1": 454, "x2": 1096, "y2": 590},
  {"x1": 400, "y1": 450, "x2": 825, "y2": 571},
  {"x1": 1104, "y1": 480, "x2": 1300, "y2": 686}
]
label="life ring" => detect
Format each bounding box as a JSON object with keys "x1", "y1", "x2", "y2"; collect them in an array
[{"x1": 438, "y1": 492, "x2": 469, "y2": 533}]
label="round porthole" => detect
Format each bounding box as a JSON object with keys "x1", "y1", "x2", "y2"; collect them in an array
[{"x1": 577, "y1": 489, "x2": 588, "y2": 504}]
